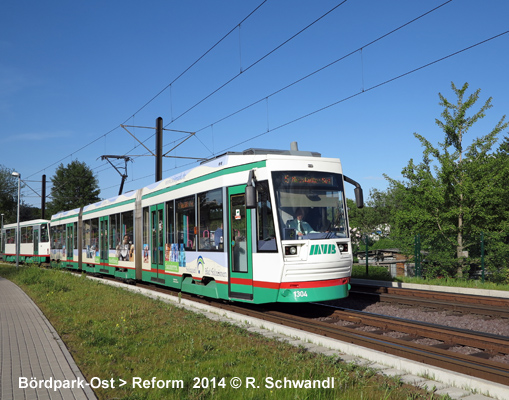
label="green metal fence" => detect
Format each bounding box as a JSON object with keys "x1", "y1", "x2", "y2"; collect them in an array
[{"x1": 359, "y1": 232, "x2": 509, "y2": 284}]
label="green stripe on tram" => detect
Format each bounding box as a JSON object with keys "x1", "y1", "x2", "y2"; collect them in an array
[{"x1": 143, "y1": 161, "x2": 266, "y2": 200}]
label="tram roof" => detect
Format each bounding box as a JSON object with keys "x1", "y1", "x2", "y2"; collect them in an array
[
  {"x1": 47, "y1": 144, "x2": 330, "y2": 219},
  {"x1": 2, "y1": 219, "x2": 50, "y2": 229},
  {"x1": 201, "y1": 146, "x2": 321, "y2": 164}
]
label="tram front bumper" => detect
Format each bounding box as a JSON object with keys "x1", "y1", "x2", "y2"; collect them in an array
[{"x1": 276, "y1": 278, "x2": 350, "y2": 302}]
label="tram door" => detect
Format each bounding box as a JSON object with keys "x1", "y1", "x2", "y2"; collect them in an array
[
  {"x1": 65, "y1": 223, "x2": 74, "y2": 261},
  {"x1": 228, "y1": 185, "x2": 253, "y2": 300},
  {"x1": 33, "y1": 226, "x2": 39, "y2": 257},
  {"x1": 150, "y1": 204, "x2": 165, "y2": 281},
  {"x1": 99, "y1": 216, "x2": 109, "y2": 266}
]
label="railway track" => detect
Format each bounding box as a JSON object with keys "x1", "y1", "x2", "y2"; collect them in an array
[
  {"x1": 68, "y1": 271, "x2": 509, "y2": 386},
  {"x1": 132, "y1": 280, "x2": 509, "y2": 386},
  {"x1": 249, "y1": 304, "x2": 509, "y2": 385},
  {"x1": 349, "y1": 283, "x2": 509, "y2": 318}
]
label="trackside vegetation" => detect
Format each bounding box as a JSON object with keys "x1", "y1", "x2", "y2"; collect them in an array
[
  {"x1": 349, "y1": 82, "x2": 509, "y2": 283},
  {"x1": 0, "y1": 264, "x2": 446, "y2": 400}
]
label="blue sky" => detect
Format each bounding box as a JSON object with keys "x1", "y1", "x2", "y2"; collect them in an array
[{"x1": 1, "y1": 0, "x2": 508, "y2": 208}]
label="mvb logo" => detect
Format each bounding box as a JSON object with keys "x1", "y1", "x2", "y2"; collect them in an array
[{"x1": 309, "y1": 244, "x2": 337, "y2": 256}]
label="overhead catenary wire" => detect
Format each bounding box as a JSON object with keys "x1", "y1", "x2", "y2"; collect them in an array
[
  {"x1": 129, "y1": 0, "x2": 267, "y2": 121},
  {"x1": 17, "y1": 4, "x2": 508, "y2": 204},
  {"x1": 22, "y1": 0, "x2": 360, "y2": 194},
  {"x1": 43, "y1": 17, "x2": 509, "y2": 201},
  {"x1": 96, "y1": 29, "x2": 509, "y2": 197},
  {"x1": 164, "y1": 0, "x2": 350, "y2": 128},
  {"x1": 216, "y1": 30, "x2": 509, "y2": 154},
  {"x1": 193, "y1": 0, "x2": 454, "y2": 135},
  {"x1": 24, "y1": 1, "x2": 268, "y2": 181}
]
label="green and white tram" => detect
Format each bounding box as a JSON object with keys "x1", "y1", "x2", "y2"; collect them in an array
[
  {"x1": 50, "y1": 145, "x2": 363, "y2": 303},
  {"x1": 1, "y1": 219, "x2": 51, "y2": 264}
]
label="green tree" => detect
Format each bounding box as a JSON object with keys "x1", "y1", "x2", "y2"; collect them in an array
[
  {"x1": 0, "y1": 164, "x2": 22, "y2": 224},
  {"x1": 386, "y1": 82, "x2": 509, "y2": 280},
  {"x1": 48, "y1": 160, "x2": 101, "y2": 215},
  {"x1": 348, "y1": 187, "x2": 400, "y2": 252}
]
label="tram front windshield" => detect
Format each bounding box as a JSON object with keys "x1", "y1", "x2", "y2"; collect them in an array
[{"x1": 272, "y1": 171, "x2": 348, "y2": 240}]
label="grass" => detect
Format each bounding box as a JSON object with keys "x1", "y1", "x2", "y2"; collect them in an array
[
  {"x1": 352, "y1": 264, "x2": 509, "y2": 292},
  {"x1": 0, "y1": 263, "x2": 445, "y2": 400}
]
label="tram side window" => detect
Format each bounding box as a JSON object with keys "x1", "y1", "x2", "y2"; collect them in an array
[
  {"x1": 90, "y1": 218, "x2": 99, "y2": 256},
  {"x1": 52, "y1": 225, "x2": 63, "y2": 249},
  {"x1": 109, "y1": 214, "x2": 119, "y2": 250},
  {"x1": 27, "y1": 226, "x2": 33, "y2": 243},
  {"x1": 83, "y1": 220, "x2": 92, "y2": 258},
  {"x1": 166, "y1": 201, "x2": 175, "y2": 247},
  {"x1": 73, "y1": 222, "x2": 78, "y2": 249},
  {"x1": 55, "y1": 226, "x2": 62, "y2": 249},
  {"x1": 116, "y1": 211, "x2": 134, "y2": 261},
  {"x1": 50, "y1": 226, "x2": 56, "y2": 249},
  {"x1": 41, "y1": 224, "x2": 49, "y2": 243},
  {"x1": 142, "y1": 207, "x2": 149, "y2": 262},
  {"x1": 7, "y1": 229, "x2": 14, "y2": 244},
  {"x1": 121, "y1": 211, "x2": 134, "y2": 246},
  {"x1": 198, "y1": 188, "x2": 223, "y2": 251},
  {"x1": 256, "y1": 181, "x2": 277, "y2": 252},
  {"x1": 176, "y1": 195, "x2": 196, "y2": 251},
  {"x1": 21, "y1": 227, "x2": 27, "y2": 243},
  {"x1": 51, "y1": 225, "x2": 62, "y2": 249}
]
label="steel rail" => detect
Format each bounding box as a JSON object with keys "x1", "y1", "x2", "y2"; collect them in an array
[
  {"x1": 350, "y1": 285, "x2": 509, "y2": 318},
  {"x1": 74, "y1": 275, "x2": 509, "y2": 386}
]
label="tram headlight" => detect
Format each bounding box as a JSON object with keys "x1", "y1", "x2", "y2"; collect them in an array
[{"x1": 285, "y1": 245, "x2": 298, "y2": 256}]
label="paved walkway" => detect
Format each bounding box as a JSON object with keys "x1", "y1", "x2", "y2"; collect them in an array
[{"x1": 0, "y1": 277, "x2": 96, "y2": 400}]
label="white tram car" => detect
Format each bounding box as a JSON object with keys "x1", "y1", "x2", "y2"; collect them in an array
[
  {"x1": 49, "y1": 145, "x2": 363, "y2": 303},
  {"x1": 1, "y1": 219, "x2": 51, "y2": 264}
]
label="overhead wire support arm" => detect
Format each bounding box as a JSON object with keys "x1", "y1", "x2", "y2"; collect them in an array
[
  {"x1": 122, "y1": 118, "x2": 206, "y2": 183},
  {"x1": 120, "y1": 124, "x2": 155, "y2": 156},
  {"x1": 122, "y1": 122, "x2": 205, "y2": 159},
  {"x1": 163, "y1": 131, "x2": 196, "y2": 157}
]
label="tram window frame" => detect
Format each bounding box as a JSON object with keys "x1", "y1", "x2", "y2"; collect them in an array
[
  {"x1": 27, "y1": 226, "x2": 33, "y2": 243},
  {"x1": 55, "y1": 226, "x2": 61, "y2": 249},
  {"x1": 176, "y1": 195, "x2": 196, "y2": 251},
  {"x1": 83, "y1": 219, "x2": 92, "y2": 259},
  {"x1": 50, "y1": 226, "x2": 56, "y2": 249},
  {"x1": 41, "y1": 224, "x2": 49, "y2": 243},
  {"x1": 142, "y1": 207, "x2": 149, "y2": 263},
  {"x1": 7, "y1": 229, "x2": 14, "y2": 244},
  {"x1": 166, "y1": 201, "x2": 175, "y2": 248},
  {"x1": 121, "y1": 210, "x2": 134, "y2": 247},
  {"x1": 90, "y1": 218, "x2": 99, "y2": 256},
  {"x1": 256, "y1": 180, "x2": 277, "y2": 252},
  {"x1": 55, "y1": 225, "x2": 64, "y2": 249},
  {"x1": 73, "y1": 222, "x2": 78, "y2": 250},
  {"x1": 109, "y1": 214, "x2": 120, "y2": 250},
  {"x1": 198, "y1": 188, "x2": 224, "y2": 252},
  {"x1": 21, "y1": 227, "x2": 27, "y2": 244}
]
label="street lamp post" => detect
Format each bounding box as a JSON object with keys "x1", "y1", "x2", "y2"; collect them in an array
[
  {"x1": 12, "y1": 172, "x2": 20, "y2": 270},
  {"x1": 1, "y1": 213, "x2": 4, "y2": 258}
]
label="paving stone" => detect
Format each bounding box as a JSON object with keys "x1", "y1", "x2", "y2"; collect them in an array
[
  {"x1": 0, "y1": 277, "x2": 96, "y2": 400},
  {"x1": 461, "y1": 395, "x2": 499, "y2": 400},
  {"x1": 434, "y1": 386, "x2": 471, "y2": 399}
]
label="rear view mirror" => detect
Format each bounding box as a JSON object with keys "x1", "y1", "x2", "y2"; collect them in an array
[
  {"x1": 354, "y1": 187, "x2": 364, "y2": 209},
  {"x1": 245, "y1": 185, "x2": 256, "y2": 209},
  {"x1": 344, "y1": 175, "x2": 364, "y2": 208}
]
